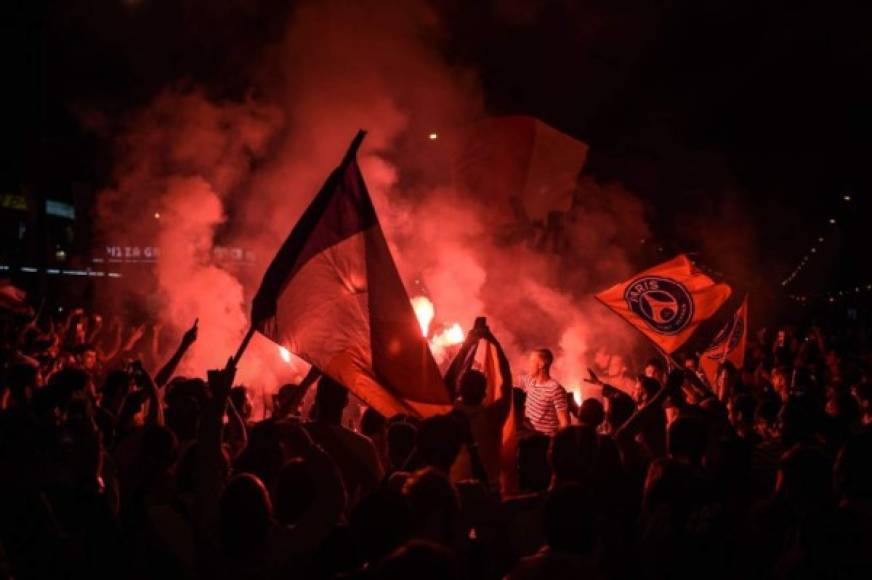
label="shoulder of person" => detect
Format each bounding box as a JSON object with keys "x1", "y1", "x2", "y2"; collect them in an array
[{"x1": 548, "y1": 379, "x2": 566, "y2": 391}]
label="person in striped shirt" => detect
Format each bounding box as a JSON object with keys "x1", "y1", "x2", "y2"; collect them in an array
[{"x1": 519, "y1": 348, "x2": 569, "y2": 436}]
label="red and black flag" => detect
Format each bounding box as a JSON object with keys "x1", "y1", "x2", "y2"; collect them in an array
[
  {"x1": 251, "y1": 131, "x2": 450, "y2": 418},
  {"x1": 595, "y1": 255, "x2": 733, "y2": 354},
  {"x1": 700, "y1": 295, "x2": 749, "y2": 384}
]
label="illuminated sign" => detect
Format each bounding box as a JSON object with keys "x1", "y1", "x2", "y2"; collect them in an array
[
  {"x1": 45, "y1": 200, "x2": 76, "y2": 219},
  {"x1": 95, "y1": 245, "x2": 255, "y2": 264},
  {"x1": 0, "y1": 194, "x2": 27, "y2": 211}
]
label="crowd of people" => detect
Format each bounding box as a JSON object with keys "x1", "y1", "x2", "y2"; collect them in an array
[{"x1": 1, "y1": 302, "x2": 871, "y2": 580}]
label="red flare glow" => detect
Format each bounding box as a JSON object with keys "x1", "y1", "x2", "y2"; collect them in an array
[
  {"x1": 432, "y1": 322, "x2": 464, "y2": 347},
  {"x1": 410, "y1": 295, "x2": 435, "y2": 337}
]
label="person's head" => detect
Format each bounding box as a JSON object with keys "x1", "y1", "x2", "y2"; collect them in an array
[
  {"x1": 219, "y1": 473, "x2": 273, "y2": 557},
  {"x1": 416, "y1": 414, "x2": 463, "y2": 473},
  {"x1": 643, "y1": 357, "x2": 667, "y2": 385},
  {"x1": 667, "y1": 416, "x2": 708, "y2": 466},
  {"x1": 715, "y1": 361, "x2": 739, "y2": 400},
  {"x1": 517, "y1": 433, "x2": 552, "y2": 492},
  {"x1": 755, "y1": 394, "x2": 782, "y2": 440},
  {"x1": 666, "y1": 417, "x2": 708, "y2": 466},
  {"x1": 6, "y1": 362, "x2": 39, "y2": 404},
  {"x1": 314, "y1": 376, "x2": 348, "y2": 424},
  {"x1": 604, "y1": 393, "x2": 635, "y2": 433},
  {"x1": 234, "y1": 420, "x2": 285, "y2": 487},
  {"x1": 593, "y1": 347, "x2": 611, "y2": 370},
  {"x1": 771, "y1": 366, "x2": 791, "y2": 401},
  {"x1": 274, "y1": 383, "x2": 303, "y2": 417},
  {"x1": 79, "y1": 345, "x2": 98, "y2": 371},
  {"x1": 527, "y1": 348, "x2": 553, "y2": 378},
  {"x1": 230, "y1": 385, "x2": 253, "y2": 421},
  {"x1": 543, "y1": 483, "x2": 595, "y2": 555},
  {"x1": 273, "y1": 458, "x2": 316, "y2": 526},
  {"x1": 634, "y1": 376, "x2": 661, "y2": 405},
  {"x1": 775, "y1": 445, "x2": 833, "y2": 507},
  {"x1": 728, "y1": 393, "x2": 757, "y2": 430},
  {"x1": 350, "y1": 488, "x2": 412, "y2": 564},
  {"x1": 374, "y1": 540, "x2": 458, "y2": 580},
  {"x1": 361, "y1": 407, "x2": 388, "y2": 439},
  {"x1": 578, "y1": 398, "x2": 604, "y2": 429},
  {"x1": 834, "y1": 431, "x2": 872, "y2": 504},
  {"x1": 550, "y1": 425, "x2": 598, "y2": 485},
  {"x1": 387, "y1": 421, "x2": 418, "y2": 473},
  {"x1": 402, "y1": 468, "x2": 459, "y2": 545},
  {"x1": 458, "y1": 369, "x2": 487, "y2": 407},
  {"x1": 164, "y1": 378, "x2": 206, "y2": 442}
]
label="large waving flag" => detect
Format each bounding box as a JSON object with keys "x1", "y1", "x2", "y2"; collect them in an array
[
  {"x1": 595, "y1": 255, "x2": 732, "y2": 353},
  {"x1": 251, "y1": 131, "x2": 450, "y2": 418},
  {"x1": 700, "y1": 296, "x2": 748, "y2": 385}
]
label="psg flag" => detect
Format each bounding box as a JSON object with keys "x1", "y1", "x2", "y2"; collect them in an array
[
  {"x1": 595, "y1": 255, "x2": 732, "y2": 353},
  {"x1": 251, "y1": 131, "x2": 450, "y2": 418},
  {"x1": 700, "y1": 296, "x2": 748, "y2": 385}
]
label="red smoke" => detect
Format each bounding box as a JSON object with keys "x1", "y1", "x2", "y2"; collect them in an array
[{"x1": 95, "y1": 0, "x2": 650, "y2": 407}]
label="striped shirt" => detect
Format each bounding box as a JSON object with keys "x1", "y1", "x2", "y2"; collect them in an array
[{"x1": 520, "y1": 375, "x2": 568, "y2": 436}]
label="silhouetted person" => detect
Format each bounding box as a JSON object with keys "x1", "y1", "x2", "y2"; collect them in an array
[{"x1": 305, "y1": 376, "x2": 383, "y2": 499}]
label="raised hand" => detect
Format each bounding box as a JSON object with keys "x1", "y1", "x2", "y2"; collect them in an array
[
  {"x1": 207, "y1": 356, "x2": 236, "y2": 402},
  {"x1": 584, "y1": 367, "x2": 602, "y2": 385},
  {"x1": 182, "y1": 318, "x2": 199, "y2": 347},
  {"x1": 123, "y1": 324, "x2": 147, "y2": 352}
]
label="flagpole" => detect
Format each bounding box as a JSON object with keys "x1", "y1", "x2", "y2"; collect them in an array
[{"x1": 232, "y1": 326, "x2": 256, "y2": 367}]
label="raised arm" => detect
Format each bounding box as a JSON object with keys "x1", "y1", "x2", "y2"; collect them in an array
[
  {"x1": 194, "y1": 357, "x2": 236, "y2": 574},
  {"x1": 132, "y1": 360, "x2": 164, "y2": 427},
  {"x1": 98, "y1": 317, "x2": 124, "y2": 363},
  {"x1": 120, "y1": 323, "x2": 147, "y2": 358},
  {"x1": 154, "y1": 319, "x2": 198, "y2": 387},
  {"x1": 224, "y1": 397, "x2": 248, "y2": 458},
  {"x1": 443, "y1": 321, "x2": 484, "y2": 400},
  {"x1": 615, "y1": 369, "x2": 682, "y2": 446}
]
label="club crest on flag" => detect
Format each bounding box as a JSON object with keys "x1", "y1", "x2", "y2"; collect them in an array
[
  {"x1": 623, "y1": 276, "x2": 694, "y2": 335},
  {"x1": 595, "y1": 255, "x2": 732, "y2": 354}
]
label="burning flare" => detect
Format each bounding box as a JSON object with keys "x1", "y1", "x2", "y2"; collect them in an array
[
  {"x1": 410, "y1": 295, "x2": 435, "y2": 337},
  {"x1": 432, "y1": 322, "x2": 465, "y2": 348},
  {"x1": 572, "y1": 389, "x2": 582, "y2": 406}
]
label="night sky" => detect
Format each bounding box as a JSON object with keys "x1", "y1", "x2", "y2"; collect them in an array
[{"x1": 5, "y1": 0, "x2": 871, "y2": 308}]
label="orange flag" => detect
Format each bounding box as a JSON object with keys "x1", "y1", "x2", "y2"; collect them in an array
[
  {"x1": 700, "y1": 296, "x2": 749, "y2": 385},
  {"x1": 595, "y1": 255, "x2": 732, "y2": 354},
  {"x1": 475, "y1": 341, "x2": 518, "y2": 494}
]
